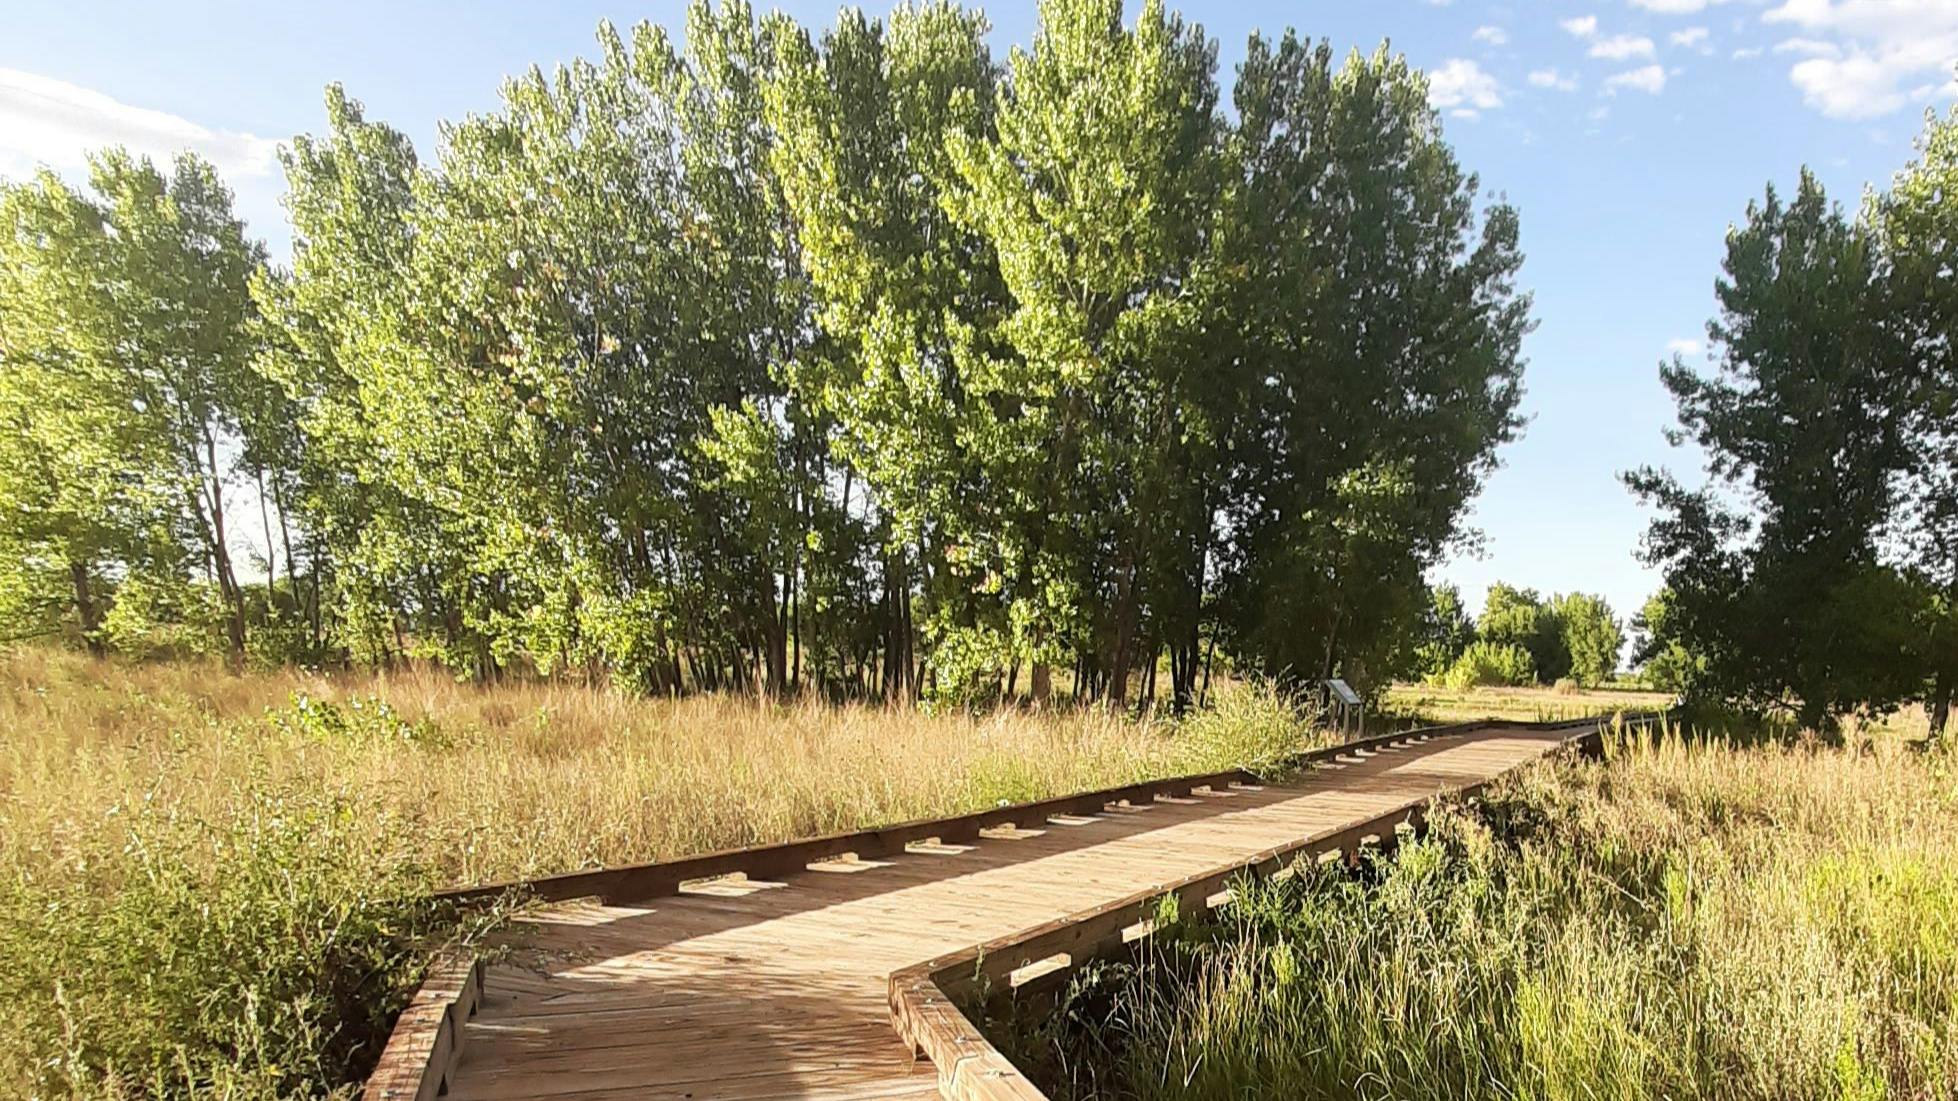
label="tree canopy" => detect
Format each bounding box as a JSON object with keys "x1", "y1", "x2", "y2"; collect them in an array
[
  {"x1": 1631, "y1": 112, "x2": 1958, "y2": 734},
  {"x1": 0, "y1": 0, "x2": 1529, "y2": 710}
]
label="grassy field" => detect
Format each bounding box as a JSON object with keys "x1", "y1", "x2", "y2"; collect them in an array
[
  {"x1": 0, "y1": 647, "x2": 1320, "y2": 1100},
  {"x1": 1381, "y1": 680, "x2": 1675, "y2": 724},
  {"x1": 1006, "y1": 723, "x2": 1958, "y2": 1100}
]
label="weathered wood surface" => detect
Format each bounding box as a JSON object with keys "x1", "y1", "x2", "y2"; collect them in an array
[{"x1": 410, "y1": 719, "x2": 1617, "y2": 1101}]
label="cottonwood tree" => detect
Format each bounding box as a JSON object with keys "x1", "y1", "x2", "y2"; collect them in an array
[
  {"x1": 1414, "y1": 582, "x2": 1477, "y2": 678},
  {"x1": 1219, "y1": 37, "x2": 1528, "y2": 697},
  {"x1": 253, "y1": 84, "x2": 448, "y2": 664},
  {"x1": 0, "y1": 155, "x2": 267, "y2": 659},
  {"x1": 1474, "y1": 582, "x2": 1567, "y2": 683},
  {"x1": 944, "y1": 0, "x2": 1229, "y2": 707},
  {"x1": 1628, "y1": 170, "x2": 1920, "y2": 728},
  {"x1": 0, "y1": 173, "x2": 168, "y2": 650},
  {"x1": 1878, "y1": 107, "x2": 1958, "y2": 739},
  {"x1": 1552, "y1": 592, "x2": 1622, "y2": 686},
  {"x1": 762, "y1": 2, "x2": 1010, "y2": 703},
  {"x1": 6, "y1": 2, "x2": 1541, "y2": 709},
  {"x1": 1632, "y1": 587, "x2": 1706, "y2": 696}
]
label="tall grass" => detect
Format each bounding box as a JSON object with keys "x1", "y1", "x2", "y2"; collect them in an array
[
  {"x1": 0, "y1": 647, "x2": 1318, "y2": 1100},
  {"x1": 1014, "y1": 726, "x2": 1958, "y2": 1100}
]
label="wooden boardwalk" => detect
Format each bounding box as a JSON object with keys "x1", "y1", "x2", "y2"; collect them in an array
[{"x1": 401, "y1": 722, "x2": 1600, "y2": 1101}]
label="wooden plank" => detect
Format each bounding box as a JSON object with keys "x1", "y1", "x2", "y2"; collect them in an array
[{"x1": 363, "y1": 949, "x2": 483, "y2": 1101}]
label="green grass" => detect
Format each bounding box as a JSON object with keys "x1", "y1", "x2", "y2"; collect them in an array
[
  {"x1": 1003, "y1": 724, "x2": 1958, "y2": 1100},
  {"x1": 0, "y1": 647, "x2": 1318, "y2": 1100}
]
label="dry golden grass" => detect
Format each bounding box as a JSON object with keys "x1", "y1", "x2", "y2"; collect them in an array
[
  {"x1": 0, "y1": 646, "x2": 1317, "y2": 1100},
  {"x1": 1383, "y1": 679, "x2": 1677, "y2": 725},
  {"x1": 0, "y1": 647, "x2": 1307, "y2": 887}
]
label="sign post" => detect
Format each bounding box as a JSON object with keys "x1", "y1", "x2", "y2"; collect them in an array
[{"x1": 1324, "y1": 678, "x2": 1364, "y2": 741}]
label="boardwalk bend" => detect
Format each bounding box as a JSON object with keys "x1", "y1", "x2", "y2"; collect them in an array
[{"x1": 366, "y1": 713, "x2": 1659, "y2": 1101}]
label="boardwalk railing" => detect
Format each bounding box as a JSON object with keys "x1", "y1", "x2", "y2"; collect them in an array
[{"x1": 366, "y1": 709, "x2": 1669, "y2": 1101}]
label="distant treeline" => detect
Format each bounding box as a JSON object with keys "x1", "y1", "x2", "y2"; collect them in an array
[
  {"x1": 0, "y1": 0, "x2": 1529, "y2": 708},
  {"x1": 1631, "y1": 108, "x2": 1958, "y2": 736},
  {"x1": 1417, "y1": 583, "x2": 1625, "y2": 691}
]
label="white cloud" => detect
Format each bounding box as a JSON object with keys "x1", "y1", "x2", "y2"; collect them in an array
[
  {"x1": 1763, "y1": 0, "x2": 1958, "y2": 119},
  {"x1": 1529, "y1": 67, "x2": 1582, "y2": 91},
  {"x1": 1428, "y1": 58, "x2": 1505, "y2": 111},
  {"x1": 1561, "y1": 15, "x2": 1601, "y2": 38},
  {"x1": 1666, "y1": 338, "x2": 1705, "y2": 357},
  {"x1": 1671, "y1": 27, "x2": 1712, "y2": 50},
  {"x1": 0, "y1": 68, "x2": 278, "y2": 184},
  {"x1": 1605, "y1": 65, "x2": 1671, "y2": 94},
  {"x1": 1473, "y1": 25, "x2": 1510, "y2": 47},
  {"x1": 1632, "y1": 0, "x2": 1737, "y2": 11},
  {"x1": 1591, "y1": 34, "x2": 1658, "y2": 60},
  {"x1": 1733, "y1": 46, "x2": 1765, "y2": 59},
  {"x1": 1773, "y1": 37, "x2": 1841, "y2": 58}
]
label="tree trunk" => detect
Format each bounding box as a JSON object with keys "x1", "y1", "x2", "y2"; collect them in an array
[
  {"x1": 1198, "y1": 627, "x2": 1217, "y2": 709},
  {"x1": 200, "y1": 431, "x2": 246, "y2": 661},
  {"x1": 70, "y1": 558, "x2": 104, "y2": 656},
  {"x1": 271, "y1": 479, "x2": 302, "y2": 627},
  {"x1": 1930, "y1": 668, "x2": 1951, "y2": 745},
  {"x1": 255, "y1": 467, "x2": 277, "y2": 603},
  {"x1": 1030, "y1": 661, "x2": 1053, "y2": 706},
  {"x1": 1107, "y1": 554, "x2": 1140, "y2": 706}
]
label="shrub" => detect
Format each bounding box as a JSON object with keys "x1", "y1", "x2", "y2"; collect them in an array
[
  {"x1": 1442, "y1": 641, "x2": 1536, "y2": 690},
  {"x1": 265, "y1": 692, "x2": 449, "y2": 748},
  {"x1": 0, "y1": 782, "x2": 497, "y2": 1099},
  {"x1": 97, "y1": 574, "x2": 222, "y2": 660}
]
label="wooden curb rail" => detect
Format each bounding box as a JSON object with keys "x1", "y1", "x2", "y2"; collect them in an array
[{"x1": 362, "y1": 710, "x2": 1666, "y2": 1101}]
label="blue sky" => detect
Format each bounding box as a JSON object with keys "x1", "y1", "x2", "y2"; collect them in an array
[{"x1": 3, "y1": 0, "x2": 1955, "y2": 629}]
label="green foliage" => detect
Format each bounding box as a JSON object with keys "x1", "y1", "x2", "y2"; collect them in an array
[
  {"x1": 1220, "y1": 38, "x2": 1527, "y2": 698},
  {"x1": 1628, "y1": 166, "x2": 1925, "y2": 729},
  {"x1": 1632, "y1": 587, "x2": 1706, "y2": 695},
  {"x1": 1, "y1": 153, "x2": 274, "y2": 661},
  {"x1": 1414, "y1": 583, "x2": 1477, "y2": 678},
  {"x1": 265, "y1": 692, "x2": 447, "y2": 747},
  {"x1": 1475, "y1": 582, "x2": 1567, "y2": 683},
  {"x1": 1551, "y1": 592, "x2": 1623, "y2": 687},
  {"x1": 0, "y1": 781, "x2": 494, "y2": 1098},
  {"x1": 2, "y1": 2, "x2": 1527, "y2": 713},
  {"x1": 1441, "y1": 639, "x2": 1536, "y2": 690},
  {"x1": 96, "y1": 573, "x2": 222, "y2": 659},
  {"x1": 1878, "y1": 107, "x2": 1958, "y2": 740}
]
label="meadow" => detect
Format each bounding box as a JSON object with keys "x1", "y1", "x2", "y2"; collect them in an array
[
  {"x1": 1380, "y1": 680, "x2": 1674, "y2": 725},
  {"x1": 0, "y1": 648, "x2": 1315, "y2": 1100},
  {"x1": 12, "y1": 646, "x2": 1946, "y2": 1101},
  {"x1": 1006, "y1": 724, "x2": 1958, "y2": 1101}
]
